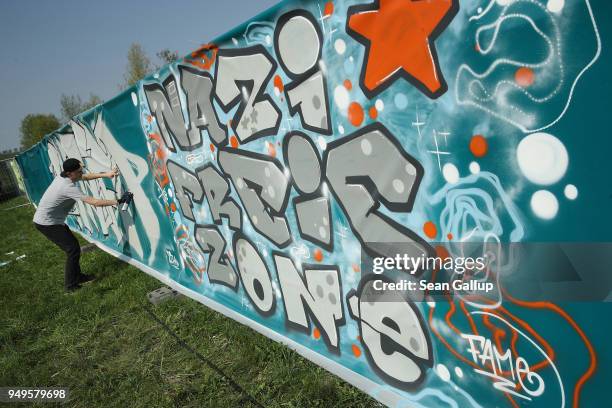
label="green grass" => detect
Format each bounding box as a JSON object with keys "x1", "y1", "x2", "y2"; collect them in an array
[{"x1": 0, "y1": 197, "x2": 381, "y2": 407}]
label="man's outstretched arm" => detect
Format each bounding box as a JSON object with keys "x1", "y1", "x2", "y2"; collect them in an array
[
  {"x1": 82, "y1": 196, "x2": 118, "y2": 207},
  {"x1": 82, "y1": 167, "x2": 119, "y2": 181}
]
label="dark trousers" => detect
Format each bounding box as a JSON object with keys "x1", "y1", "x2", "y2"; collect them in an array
[{"x1": 34, "y1": 223, "x2": 81, "y2": 289}]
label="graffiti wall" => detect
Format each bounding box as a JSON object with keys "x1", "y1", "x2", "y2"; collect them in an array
[{"x1": 16, "y1": 0, "x2": 611, "y2": 406}]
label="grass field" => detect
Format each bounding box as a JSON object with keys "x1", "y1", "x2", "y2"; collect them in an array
[{"x1": 0, "y1": 196, "x2": 381, "y2": 407}]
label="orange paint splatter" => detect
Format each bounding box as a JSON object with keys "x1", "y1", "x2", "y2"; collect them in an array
[
  {"x1": 210, "y1": 143, "x2": 215, "y2": 152},
  {"x1": 146, "y1": 115, "x2": 153, "y2": 123},
  {"x1": 314, "y1": 248, "x2": 323, "y2": 262},
  {"x1": 348, "y1": 102, "x2": 364, "y2": 127},
  {"x1": 343, "y1": 79, "x2": 352, "y2": 90},
  {"x1": 185, "y1": 43, "x2": 218, "y2": 70},
  {"x1": 230, "y1": 135, "x2": 239, "y2": 148},
  {"x1": 423, "y1": 221, "x2": 437, "y2": 239},
  {"x1": 435, "y1": 245, "x2": 450, "y2": 261},
  {"x1": 515, "y1": 67, "x2": 535, "y2": 87},
  {"x1": 368, "y1": 106, "x2": 378, "y2": 119},
  {"x1": 352, "y1": 264, "x2": 361, "y2": 273},
  {"x1": 324, "y1": 1, "x2": 334, "y2": 16},
  {"x1": 351, "y1": 344, "x2": 362, "y2": 358},
  {"x1": 469, "y1": 134, "x2": 488, "y2": 158},
  {"x1": 267, "y1": 142, "x2": 277, "y2": 158},
  {"x1": 313, "y1": 327, "x2": 321, "y2": 339},
  {"x1": 273, "y1": 75, "x2": 284, "y2": 93},
  {"x1": 170, "y1": 203, "x2": 177, "y2": 212},
  {"x1": 447, "y1": 233, "x2": 453, "y2": 240}
]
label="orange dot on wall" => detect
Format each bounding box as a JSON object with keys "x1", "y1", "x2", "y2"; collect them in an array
[
  {"x1": 348, "y1": 102, "x2": 364, "y2": 127},
  {"x1": 210, "y1": 143, "x2": 215, "y2": 152},
  {"x1": 273, "y1": 75, "x2": 284, "y2": 93},
  {"x1": 230, "y1": 135, "x2": 239, "y2": 148},
  {"x1": 351, "y1": 344, "x2": 362, "y2": 358},
  {"x1": 313, "y1": 328, "x2": 321, "y2": 339},
  {"x1": 368, "y1": 106, "x2": 378, "y2": 120},
  {"x1": 267, "y1": 142, "x2": 277, "y2": 158},
  {"x1": 515, "y1": 67, "x2": 535, "y2": 87},
  {"x1": 469, "y1": 135, "x2": 488, "y2": 157},
  {"x1": 314, "y1": 248, "x2": 323, "y2": 262},
  {"x1": 343, "y1": 79, "x2": 352, "y2": 90},
  {"x1": 447, "y1": 233, "x2": 453, "y2": 240},
  {"x1": 324, "y1": 1, "x2": 334, "y2": 16},
  {"x1": 423, "y1": 221, "x2": 437, "y2": 239}
]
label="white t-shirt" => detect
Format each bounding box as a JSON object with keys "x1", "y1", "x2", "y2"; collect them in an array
[{"x1": 33, "y1": 177, "x2": 85, "y2": 225}]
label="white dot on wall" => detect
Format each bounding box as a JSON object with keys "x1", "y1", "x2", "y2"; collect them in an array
[
  {"x1": 436, "y1": 364, "x2": 451, "y2": 382},
  {"x1": 455, "y1": 367, "x2": 464, "y2": 378},
  {"x1": 131, "y1": 92, "x2": 138, "y2": 106},
  {"x1": 392, "y1": 179, "x2": 405, "y2": 194},
  {"x1": 338, "y1": 125, "x2": 345, "y2": 135},
  {"x1": 375, "y1": 99, "x2": 384, "y2": 112},
  {"x1": 547, "y1": 0, "x2": 565, "y2": 13},
  {"x1": 334, "y1": 86, "x2": 350, "y2": 111},
  {"x1": 361, "y1": 139, "x2": 372, "y2": 156},
  {"x1": 469, "y1": 161, "x2": 480, "y2": 174},
  {"x1": 318, "y1": 136, "x2": 327, "y2": 150},
  {"x1": 334, "y1": 39, "x2": 346, "y2": 55},
  {"x1": 443, "y1": 163, "x2": 460, "y2": 184},
  {"x1": 531, "y1": 190, "x2": 559, "y2": 220},
  {"x1": 517, "y1": 132, "x2": 568, "y2": 185},
  {"x1": 564, "y1": 184, "x2": 578, "y2": 200},
  {"x1": 319, "y1": 226, "x2": 327, "y2": 239},
  {"x1": 265, "y1": 35, "x2": 272, "y2": 45}
]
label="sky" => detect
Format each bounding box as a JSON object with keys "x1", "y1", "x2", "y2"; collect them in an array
[{"x1": 0, "y1": 0, "x2": 279, "y2": 152}]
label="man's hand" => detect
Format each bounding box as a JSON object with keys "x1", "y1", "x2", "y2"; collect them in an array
[{"x1": 105, "y1": 167, "x2": 120, "y2": 179}]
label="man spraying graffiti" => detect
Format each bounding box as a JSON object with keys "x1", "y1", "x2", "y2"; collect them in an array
[{"x1": 32, "y1": 158, "x2": 131, "y2": 292}]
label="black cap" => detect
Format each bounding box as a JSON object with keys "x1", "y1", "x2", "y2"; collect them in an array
[{"x1": 61, "y1": 158, "x2": 81, "y2": 177}]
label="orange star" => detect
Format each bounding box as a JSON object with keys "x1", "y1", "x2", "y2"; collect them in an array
[{"x1": 347, "y1": 0, "x2": 458, "y2": 99}]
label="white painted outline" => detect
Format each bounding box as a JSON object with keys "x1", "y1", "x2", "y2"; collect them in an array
[{"x1": 456, "y1": 0, "x2": 601, "y2": 133}]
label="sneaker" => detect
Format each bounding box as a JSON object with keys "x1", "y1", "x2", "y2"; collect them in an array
[
  {"x1": 65, "y1": 284, "x2": 82, "y2": 293},
  {"x1": 77, "y1": 274, "x2": 96, "y2": 285}
]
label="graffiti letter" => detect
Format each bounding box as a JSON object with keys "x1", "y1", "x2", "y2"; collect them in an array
[
  {"x1": 167, "y1": 160, "x2": 203, "y2": 221},
  {"x1": 283, "y1": 131, "x2": 332, "y2": 249},
  {"x1": 274, "y1": 10, "x2": 331, "y2": 134},
  {"x1": 214, "y1": 46, "x2": 281, "y2": 143},
  {"x1": 194, "y1": 225, "x2": 238, "y2": 290},
  {"x1": 234, "y1": 235, "x2": 276, "y2": 316},
  {"x1": 196, "y1": 165, "x2": 242, "y2": 230},
  {"x1": 274, "y1": 254, "x2": 343, "y2": 350},
  {"x1": 179, "y1": 66, "x2": 227, "y2": 146},
  {"x1": 218, "y1": 149, "x2": 291, "y2": 247},
  {"x1": 347, "y1": 276, "x2": 432, "y2": 388},
  {"x1": 324, "y1": 123, "x2": 432, "y2": 260}
]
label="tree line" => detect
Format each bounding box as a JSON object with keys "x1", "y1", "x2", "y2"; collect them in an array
[{"x1": 17, "y1": 44, "x2": 179, "y2": 152}]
